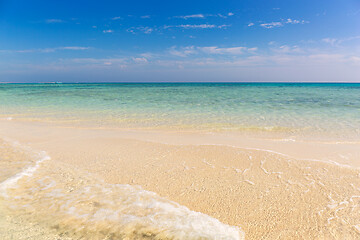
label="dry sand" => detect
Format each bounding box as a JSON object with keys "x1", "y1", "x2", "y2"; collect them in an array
[{"x1": 1, "y1": 119, "x2": 360, "y2": 239}]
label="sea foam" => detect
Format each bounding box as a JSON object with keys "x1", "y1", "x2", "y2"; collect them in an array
[{"x1": 0, "y1": 139, "x2": 245, "y2": 239}]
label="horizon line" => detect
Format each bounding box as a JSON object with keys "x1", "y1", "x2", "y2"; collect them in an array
[{"x1": 1, "y1": 81, "x2": 360, "y2": 84}]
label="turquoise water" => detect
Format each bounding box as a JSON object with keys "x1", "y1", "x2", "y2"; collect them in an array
[{"x1": 1, "y1": 83, "x2": 360, "y2": 138}]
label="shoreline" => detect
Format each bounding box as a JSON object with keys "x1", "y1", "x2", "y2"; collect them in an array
[{"x1": 1, "y1": 119, "x2": 359, "y2": 169}]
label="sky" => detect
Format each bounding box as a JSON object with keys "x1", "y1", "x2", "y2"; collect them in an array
[{"x1": 0, "y1": 0, "x2": 360, "y2": 82}]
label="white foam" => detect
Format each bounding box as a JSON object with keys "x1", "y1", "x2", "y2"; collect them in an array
[
  {"x1": 194, "y1": 143, "x2": 359, "y2": 170},
  {"x1": 0, "y1": 140, "x2": 245, "y2": 239},
  {"x1": 45, "y1": 182, "x2": 245, "y2": 239},
  {"x1": 0, "y1": 117, "x2": 13, "y2": 121},
  {"x1": 0, "y1": 152, "x2": 50, "y2": 197}
]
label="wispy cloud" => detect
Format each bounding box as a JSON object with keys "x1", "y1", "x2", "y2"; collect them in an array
[
  {"x1": 103, "y1": 29, "x2": 114, "y2": 33},
  {"x1": 165, "y1": 24, "x2": 230, "y2": 29},
  {"x1": 259, "y1": 18, "x2": 309, "y2": 29},
  {"x1": 174, "y1": 13, "x2": 235, "y2": 19},
  {"x1": 39, "y1": 46, "x2": 90, "y2": 52},
  {"x1": 45, "y1": 19, "x2": 64, "y2": 23},
  {"x1": 59, "y1": 47, "x2": 90, "y2": 50},
  {"x1": 112, "y1": 16, "x2": 122, "y2": 20},
  {"x1": 127, "y1": 26, "x2": 153, "y2": 34},
  {"x1": 139, "y1": 53, "x2": 154, "y2": 59},
  {"x1": 132, "y1": 57, "x2": 148, "y2": 63},
  {"x1": 322, "y1": 38, "x2": 338, "y2": 46},
  {"x1": 322, "y1": 36, "x2": 360, "y2": 46},
  {"x1": 69, "y1": 58, "x2": 127, "y2": 68},
  {"x1": 285, "y1": 19, "x2": 308, "y2": 24},
  {"x1": 169, "y1": 46, "x2": 257, "y2": 57},
  {"x1": 198, "y1": 46, "x2": 257, "y2": 54},
  {"x1": 260, "y1": 22, "x2": 283, "y2": 29},
  {"x1": 141, "y1": 15, "x2": 151, "y2": 19},
  {"x1": 169, "y1": 46, "x2": 197, "y2": 57},
  {"x1": 174, "y1": 14, "x2": 205, "y2": 19},
  {"x1": 248, "y1": 23, "x2": 254, "y2": 27},
  {"x1": 272, "y1": 45, "x2": 303, "y2": 54},
  {"x1": 138, "y1": 27, "x2": 153, "y2": 34},
  {"x1": 69, "y1": 56, "x2": 149, "y2": 67},
  {"x1": 0, "y1": 46, "x2": 90, "y2": 54},
  {"x1": 8, "y1": 47, "x2": 360, "y2": 83},
  {"x1": 214, "y1": 12, "x2": 235, "y2": 18}
]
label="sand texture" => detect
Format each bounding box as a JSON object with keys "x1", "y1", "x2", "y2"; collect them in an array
[{"x1": 1, "y1": 120, "x2": 360, "y2": 239}]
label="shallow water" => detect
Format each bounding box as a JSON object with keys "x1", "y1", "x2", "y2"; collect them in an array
[
  {"x1": 0, "y1": 83, "x2": 359, "y2": 139},
  {"x1": 0, "y1": 139, "x2": 244, "y2": 239}
]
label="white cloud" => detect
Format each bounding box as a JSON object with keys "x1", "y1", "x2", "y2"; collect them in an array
[
  {"x1": 67, "y1": 58, "x2": 128, "y2": 69},
  {"x1": 260, "y1": 19, "x2": 309, "y2": 29},
  {"x1": 60, "y1": 47, "x2": 90, "y2": 50},
  {"x1": 218, "y1": 24, "x2": 230, "y2": 29},
  {"x1": 260, "y1": 22, "x2": 283, "y2": 29},
  {"x1": 350, "y1": 56, "x2": 360, "y2": 64},
  {"x1": 175, "y1": 14, "x2": 205, "y2": 19},
  {"x1": 179, "y1": 24, "x2": 216, "y2": 29},
  {"x1": 45, "y1": 19, "x2": 64, "y2": 23},
  {"x1": 140, "y1": 53, "x2": 153, "y2": 59},
  {"x1": 132, "y1": 57, "x2": 148, "y2": 63},
  {"x1": 41, "y1": 46, "x2": 90, "y2": 52},
  {"x1": 165, "y1": 24, "x2": 230, "y2": 30},
  {"x1": 322, "y1": 36, "x2": 360, "y2": 46},
  {"x1": 248, "y1": 23, "x2": 254, "y2": 27},
  {"x1": 0, "y1": 47, "x2": 90, "y2": 54},
  {"x1": 103, "y1": 29, "x2": 114, "y2": 33},
  {"x1": 345, "y1": 36, "x2": 360, "y2": 42},
  {"x1": 199, "y1": 46, "x2": 257, "y2": 55},
  {"x1": 273, "y1": 45, "x2": 303, "y2": 53},
  {"x1": 6, "y1": 48, "x2": 360, "y2": 82},
  {"x1": 217, "y1": 14, "x2": 227, "y2": 18},
  {"x1": 169, "y1": 46, "x2": 257, "y2": 57},
  {"x1": 322, "y1": 38, "x2": 338, "y2": 46},
  {"x1": 141, "y1": 15, "x2": 151, "y2": 19},
  {"x1": 286, "y1": 18, "x2": 308, "y2": 24},
  {"x1": 127, "y1": 27, "x2": 154, "y2": 34},
  {"x1": 139, "y1": 27, "x2": 153, "y2": 34},
  {"x1": 174, "y1": 13, "x2": 234, "y2": 19},
  {"x1": 169, "y1": 46, "x2": 196, "y2": 57},
  {"x1": 158, "y1": 52, "x2": 360, "y2": 72},
  {"x1": 70, "y1": 58, "x2": 126, "y2": 64},
  {"x1": 112, "y1": 16, "x2": 122, "y2": 20}
]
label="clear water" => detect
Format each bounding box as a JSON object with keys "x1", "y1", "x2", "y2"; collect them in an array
[
  {"x1": 1, "y1": 83, "x2": 360, "y2": 139},
  {"x1": 0, "y1": 139, "x2": 244, "y2": 240}
]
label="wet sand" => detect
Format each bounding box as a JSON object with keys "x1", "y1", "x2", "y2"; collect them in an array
[{"x1": 1, "y1": 119, "x2": 360, "y2": 239}]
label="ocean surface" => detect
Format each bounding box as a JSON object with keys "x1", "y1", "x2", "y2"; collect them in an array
[{"x1": 1, "y1": 83, "x2": 360, "y2": 140}]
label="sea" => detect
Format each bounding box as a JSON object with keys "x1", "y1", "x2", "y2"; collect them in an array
[{"x1": 1, "y1": 83, "x2": 359, "y2": 141}]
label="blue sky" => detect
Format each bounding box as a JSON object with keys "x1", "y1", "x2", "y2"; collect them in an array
[{"x1": 1, "y1": 0, "x2": 360, "y2": 82}]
